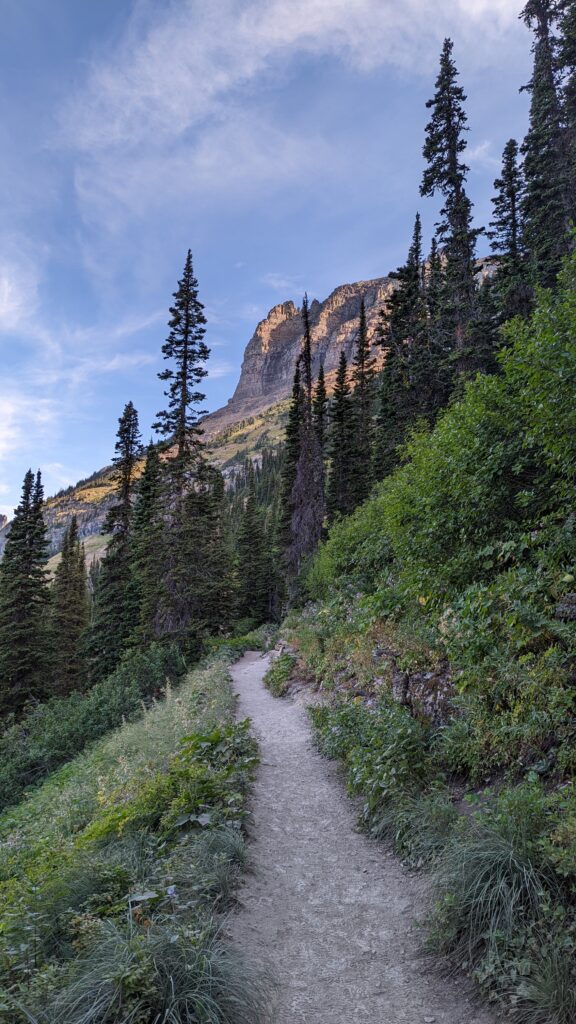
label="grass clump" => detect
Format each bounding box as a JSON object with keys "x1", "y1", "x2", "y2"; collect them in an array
[
  {"x1": 0, "y1": 657, "x2": 268, "y2": 1023},
  {"x1": 263, "y1": 653, "x2": 296, "y2": 697},
  {"x1": 0, "y1": 643, "x2": 185, "y2": 813}
]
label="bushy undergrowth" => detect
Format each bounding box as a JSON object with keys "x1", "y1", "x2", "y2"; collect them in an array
[
  {"x1": 263, "y1": 653, "x2": 296, "y2": 696},
  {"x1": 292, "y1": 256, "x2": 576, "y2": 1024},
  {"x1": 0, "y1": 658, "x2": 266, "y2": 1023},
  {"x1": 310, "y1": 701, "x2": 576, "y2": 1020},
  {"x1": 0, "y1": 644, "x2": 185, "y2": 813}
]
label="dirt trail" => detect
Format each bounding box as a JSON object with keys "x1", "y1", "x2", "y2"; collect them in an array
[{"x1": 229, "y1": 651, "x2": 496, "y2": 1024}]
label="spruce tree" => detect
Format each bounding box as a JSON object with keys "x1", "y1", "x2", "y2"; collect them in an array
[
  {"x1": 557, "y1": 0, "x2": 576, "y2": 219},
  {"x1": 129, "y1": 443, "x2": 165, "y2": 646},
  {"x1": 287, "y1": 296, "x2": 325, "y2": 578},
  {"x1": 349, "y1": 298, "x2": 376, "y2": 507},
  {"x1": 277, "y1": 363, "x2": 303, "y2": 555},
  {"x1": 489, "y1": 139, "x2": 532, "y2": 320},
  {"x1": 521, "y1": 0, "x2": 571, "y2": 287},
  {"x1": 236, "y1": 466, "x2": 270, "y2": 624},
  {"x1": 0, "y1": 470, "x2": 51, "y2": 713},
  {"x1": 327, "y1": 352, "x2": 354, "y2": 520},
  {"x1": 421, "y1": 38, "x2": 481, "y2": 359},
  {"x1": 153, "y1": 249, "x2": 209, "y2": 492},
  {"x1": 51, "y1": 516, "x2": 89, "y2": 695},
  {"x1": 87, "y1": 403, "x2": 142, "y2": 679},
  {"x1": 312, "y1": 364, "x2": 328, "y2": 454},
  {"x1": 374, "y1": 217, "x2": 435, "y2": 481}
]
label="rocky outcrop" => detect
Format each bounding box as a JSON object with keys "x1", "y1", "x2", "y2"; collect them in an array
[{"x1": 202, "y1": 277, "x2": 393, "y2": 439}]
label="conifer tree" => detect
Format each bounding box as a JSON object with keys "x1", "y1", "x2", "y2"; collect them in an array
[
  {"x1": 421, "y1": 39, "x2": 480, "y2": 358},
  {"x1": 87, "y1": 403, "x2": 142, "y2": 679},
  {"x1": 236, "y1": 466, "x2": 270, "y2": 624},
  {"x1": 277, "y1": 362, "x2": 302, "y2": 554},
  {"x1": 374, "y1": 217, "x2": 434, "y2": 481},
  {"x1": 0, "y1": 470, "x2": 51, "y2": 713},
  {"x1": 288, "y1": 296, "x2": 325, "y2": 578},
  {"x1": 129, "y1": 443, "x2": 164, "y2": 646},
  {"x1": 51, "y1": 516, "x2": 89, "y2": 695},
  {"x1": 312, "y1": 364, "x2": 328, "y2": 454},
  {"x1": 521, "y1": 0, "x2": 571, "y2": 287},
  {"x1": 349, "y1": 298, "x2": 376, "y2": 507},
  {"x1": 489, "y1": 139, "x2": 532, "y2": 320},
  {"x1": 153, "y1": 249, "x2": 209, "y2": 492},
  {"x1": 327, "y1": 352, "x2": 354, "y2": 520},
  {"x1": 557, "y1": 0, "x2": 576, "y2": 218}
]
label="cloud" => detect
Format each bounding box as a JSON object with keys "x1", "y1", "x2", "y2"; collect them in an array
[
  {"x1": 261, "y1": 272, "x2": 303, "y2": 293},
  {"x1": 0, "y1": 392, "x2": 57, "y2": 459},
  {"x1": 63, "y1": 0, "x2": 526, "y2": 229},
  {"x1": 207, "y1": 360, "x2": 235, "y2": 380},
  {"x1": 468, "y1": 140, "x2": 502, "y2": 173}
]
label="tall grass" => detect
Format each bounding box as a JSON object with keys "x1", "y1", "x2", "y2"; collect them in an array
[{"x1": 0, "y1": 657, "x2": 270, "y2": 1023}]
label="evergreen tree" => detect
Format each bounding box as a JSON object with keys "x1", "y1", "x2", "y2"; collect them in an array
[
  {"x1": 51, "y1": 516, "x2": 89, "y2": 695},
  {"x1": 521, "y1": 0, "x2": 571, "y2": 287},
  {"x1": 236, "y1": 466, "x2": 270, "y2": 623},
  {"x1": 312, "y1": 364, "x2": 328, "y2": 454},
  {"x1": 327, "y1": 352, "x2": 354, "y2": 520},
  {"x1": 421, "y1": 39, "x2": 481, "y2": 358},
  {"x1": 489, "y1": 139, "x2": 532, "y2": 320},
  {"x1": 557, "y1": 0, "x2": 576, "y2": 218},
  {"x1": 288, "y1": 296, "x2": 325, "y2": 579},
  {"x1": 87, "y1": 403, "x2": 142, "y2": 679},
  {"x1": 277, "y1": 362, "x2": 303, "y2": 554},
  {"x1": 374, "y1": 217, "x2": 434, "y2": 480},
  {"x1": 158, "y1": 464, "x2": 233, "y2": 654},
  {"x1": 0, "y1": 470, "x2": 51, "y2": 713},
  {"x1": 153, "y1": 249, "x2": 209, "y2": 492},
  {"x1": 129, "y1": 443, "x2": 165, "y2": 646},
  {"x1": 349, "y1": 298, "x2": 376, "y2": 507}
]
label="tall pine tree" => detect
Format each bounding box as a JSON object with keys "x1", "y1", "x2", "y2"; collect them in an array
[
  {"x1": 87, "y1": 403, "x2": 142, "y2": 679},
  {"x1": 521, "y1": 0, "x2": 571, "y2": 287},
  {"x1": 51, "y1": 516, "x2": 89, "y2": 695},
  {"x1": 349, "y1": 297, "x2": 376, "y2": 507},
  {"x1": 236, "y1": 465, "x2": 270, "y2": 624},
  {"x1": 327, "y1": 352, "x2": 354, "y2": 520},
  {"x1": 153, "y1": 249, "x2": 209, "y2": 493},
  {"x1": 0, "y1": 470, "x2": 51, "y2": 713},
  {"x1": 421, "y1": 38, "x2": 481, "y2": 361},
  {"x1": 287, "y1": 295, "x2": 325, "y2": 579},
  {"x1": 489, "y1": 138, "x2": 532, "y2": 320},
  {"x1": 129, "y1": 443, "x2": 165, "y2": 646}
]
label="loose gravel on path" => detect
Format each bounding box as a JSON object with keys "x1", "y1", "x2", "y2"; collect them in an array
[{"x1": 229, "y1": 651, "x2": 496, "y2": 1024}]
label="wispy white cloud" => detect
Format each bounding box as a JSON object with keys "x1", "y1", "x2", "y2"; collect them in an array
[
  {"x1": 62, "y1": 0, "x2": 525, "y2": 230},
  {"x1": 207, "y1": 360, "x2": 235, "y2": 380},
  {"x1": 261, "y1": 272, "x2": 303, "y2": 293},
  {"x1": 0, "y1": 391, "x2": 57, "y2": 460},
  {"x1": 468, "y1": 140, "x2": 502, "y2": 173}
]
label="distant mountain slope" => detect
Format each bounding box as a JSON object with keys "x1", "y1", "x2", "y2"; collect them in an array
[{"x1": 0, "y1": 275, "x2": 390, "y2": 558}]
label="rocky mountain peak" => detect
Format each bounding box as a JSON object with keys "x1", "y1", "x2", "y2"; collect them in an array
[{"x1": 203, "y1": 274, "x2": 393, "y2": 438}]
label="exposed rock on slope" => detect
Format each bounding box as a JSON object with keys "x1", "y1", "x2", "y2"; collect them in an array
[{"x1": 202, "y1": 276, "x2": 392, "y2": 439}]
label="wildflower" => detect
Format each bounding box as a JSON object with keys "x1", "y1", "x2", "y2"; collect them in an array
[{"x1": 166, "y1": 885, "x2": 176, "y2": 898}]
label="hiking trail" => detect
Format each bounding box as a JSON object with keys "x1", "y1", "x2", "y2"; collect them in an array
[{"x1": 229, "y1": 651, "x2": 495, "y2": 1024}]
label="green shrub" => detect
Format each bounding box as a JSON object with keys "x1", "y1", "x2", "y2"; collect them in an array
[
  {"x1": 0, "y1": 659, "x2": 267, "y2": 1022},
  {"x1": 263, "y1": 653, "x2": 296, "y2": 696},
  {"x1": 0, "y1": 644, "x2": 185, "y2": 812}
]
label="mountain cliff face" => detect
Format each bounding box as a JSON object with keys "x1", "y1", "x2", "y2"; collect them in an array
[
  {"x1": 0, "y1": 275, "x2": 393, "y2": 557},
  {"x1": 202, "y1": 276, "x2": 392, "y2": 438}
]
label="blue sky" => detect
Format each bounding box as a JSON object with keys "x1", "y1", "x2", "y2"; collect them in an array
[{"x1": 0, "y1": 0, "x2": 532, "y2": 516}]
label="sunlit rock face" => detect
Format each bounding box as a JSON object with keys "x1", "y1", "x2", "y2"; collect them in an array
[{"x1": 202, "y1": 276, "x2": 393, "y2": 438}]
